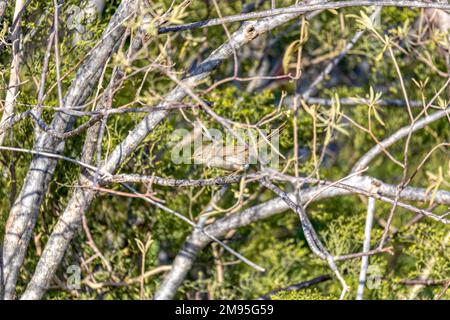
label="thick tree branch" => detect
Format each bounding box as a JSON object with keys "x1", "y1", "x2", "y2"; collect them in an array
[
  {"x1": 352, "y1": 107, "x2": 450, "y2": 172},
  {"x1": 1, "y1": 0, "x2": 136, "y2": 299},
  {"x1": 0, "y1": 1, "x2": 8, "y2": 25},
  {"x1": 158, "y1": 1, "x2": 450, "y2": 34},
  {"x1": 20, "y1": 1, "x2": 324, "y2": 300},
  {"x1": 356, "y1": 197, "x2": 376, "y2": 300},
  {"x1": 153, "y1": 173, "x2": 450, "y2": 299},
  {"x1": 257, "y1": 275, "x2": 332, "y2": 300}
]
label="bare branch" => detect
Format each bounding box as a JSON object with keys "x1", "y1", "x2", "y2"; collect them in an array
[
  {"x1": 2, "y1": 0, "x2": 136, "y2": 299},
  {"x1": 356, "y1": 197, "x2": 375, "y2": 300},
  {"x1": 352, "y1": 107, "x2": 450, "y2": 173},
  {"x1": 257, "y1": 275, "x2": 332, "y2": 300},
  {"x1": 21, "y1": 1, "x2": 315, "y2": 300},
  {"x1": 158, "y1": 1, "x2": 450, "y2": 34}
]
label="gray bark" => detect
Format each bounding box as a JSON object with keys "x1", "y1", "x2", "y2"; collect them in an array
[
  {"x1": 20, "y1": 2, "x2": 319, "y2": 300},
  {"x1": 1, "y1": 0, "x2": 136, "y2": 299},
  {"x1": 17, "y1": 0, "x2": 450, "y2": 300},
  {"x1": 0, "y1": 0, "x2": 24, "y2": 145},
  {"x1": 90, "y1": 0, "x2": 105, "y2": 14},
  {"x1": 154, "y1": 174, "x2": 450, "y2": 299},
  {"x1": 0, "y1": 0, "x2": 8, "y2": 25},
  {"x1": 22, "y1": 26, "x2": 142, "y2": 301},
  {"x1": 158, "y1": 1, "x2": 450, "y2": 34},
  {"x1": 21, "y1": 1, "x2": 450, "y2": 299},
  {"x1": 356, "y1": 197, "x2": 375, "y2": 300},
  {"x1": 71, "y1": 0, "x2": 107, "y2": 44}
]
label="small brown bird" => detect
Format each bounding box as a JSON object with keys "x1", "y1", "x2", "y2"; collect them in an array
[
  {"x1": 193, "y1": 143, "x2": 249, "y2": 171},
  {"x1": 192, "y1": 124, "x2": 285, "y2": 171}
]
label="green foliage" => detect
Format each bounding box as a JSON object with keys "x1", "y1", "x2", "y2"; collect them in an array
[{"x1": 0, "y1": 3, "x2": 448, "y2": 301}]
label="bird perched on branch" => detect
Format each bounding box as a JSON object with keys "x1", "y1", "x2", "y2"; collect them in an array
[{"x1": 192, "y1": 123, "x2": 286, "y2": 171}]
